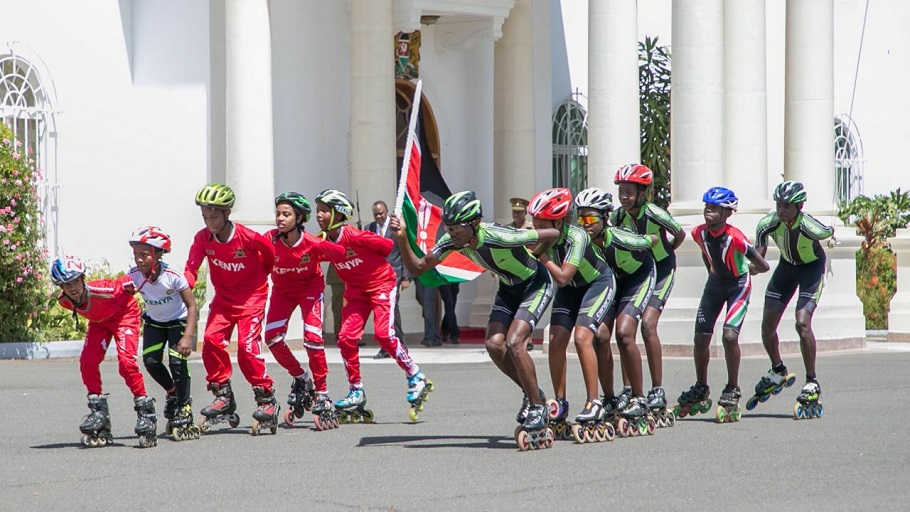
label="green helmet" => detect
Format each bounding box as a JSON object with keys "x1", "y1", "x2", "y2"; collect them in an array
[
  {"x1": 314, "y1": 189, "x2": 353, "y2": 220},
  {"x1": 773, "y1": 181, "x2": 807, "y2": 204},
  {"x1": 195, "y1": 183, "x2": 236, "y2": 209},
  {"x1": 443, "y1": 191, "x2": 483, "y2": 224},
  {"x1": 275, "y1": 192, "x2": 311, "y2": 224}
]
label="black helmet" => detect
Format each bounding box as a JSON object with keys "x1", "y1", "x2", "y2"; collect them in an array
[{"x1": 443, "y1": 191, "x2": 483, "y2": 224}]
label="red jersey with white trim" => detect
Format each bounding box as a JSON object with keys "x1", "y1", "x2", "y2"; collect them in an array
[
  {"x1": 184, "y1": 222, "x2": 274, "y2": 309},
  {"x1": 268, "y1": 228, "x2": 346, "y2": 295},
  {"x1": 326, "y1": 225, "x2": 396, "y2": 292},
  {"x1": 57, "y1": 277, "x2": 141, "y2": 323}
]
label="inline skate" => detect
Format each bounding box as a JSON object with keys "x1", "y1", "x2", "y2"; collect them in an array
[
  {"x1": 516, "y1": 388, "x2": 547, "y2": 424},
  {"x1": 170, "y1": 401, "x2": 201, "y2": 441},
  {"x1": 647, "y1": 386, "x2": 675, "y2": 428},
  {"x1": 284, "y1": 375, "x2": 315, "y2": 427},
  {"x1": 715, "y1": 385, "x2": 742, "y2": 423},
  {"x1": 311, "y1": 393, "x2": 339, "y2": 431},
  {"x1": 793, "y1": 381, "x2": 823, "y2": 420},
  {"x1": 133, "y1": 396, "x2": 158, "y2": 448},
  {"x1": 334, "y1": 388, "x2": 374, "y2": 423},
  {"x1": 514, "y1": 404, "x2": 555, "y2": 451},
  {"x1": 673, "y1": 383, "x2": 712, "y2": 419},
  {"x1": 746, "y1": 367, "x2": 797, "y2": 411},
  {"x1": 251, "y1": 386, "x2": 280, "y2": 436},
  {"x1": 619, "y1": 397, "x2": 656, "y2": 436},
  {"x1": 163, "y1": 392, "x2": 178, "y2": 432},
  {"x1": 406, "y1": 371, "x2": 434, "y2": 422},
  {"x1": 571, "y1": 399, "x2": 615, "y2": 444},
  {"x1": 79, "y1": 394, "x2": 113, "y2": 448},
  {"x1": 545, "y1": 397, "x2": 572, "y2": 441},
  {"x1": 198, "y1": 380, "x2": 241, "y2": 433}
]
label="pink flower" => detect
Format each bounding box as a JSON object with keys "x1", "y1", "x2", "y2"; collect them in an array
[
  {"x1": 1, "y1": 138, "x2": 8, "y2": 145},
  {"x1": 12, "y1": 152, "x2": 19, "y2": 159},
  {"x1": 2, "y1": 239, "x2": 9, "y2": 245},
  {"x1": 14, "y1": 140, "x2": 21, "y2": 147},
  {"x1": 16, "y1": 277, "x2": 22, "y2": 283},
  {"x1": 1, "y1": 178, "x2": 5, "y2": 185},
  {"x1": 27, "y1": 148, "x2": 33, "y2": 155},
  {"x1": 0, "y1": 226, "x2": 6, "y2": 233},
  {"x1": 15, "y1": 179, "x2": 22, "y2": 186},
  {"x1": 10, "y1": 199, "x2": 16, "y2": 206},
  {"x1": 12, "y1": 170, "x2": 18, "y2": 176}
]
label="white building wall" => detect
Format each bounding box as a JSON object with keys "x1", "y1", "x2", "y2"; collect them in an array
[{"x1": 0, "y1": 0, "x2": 209, "y2": 272}]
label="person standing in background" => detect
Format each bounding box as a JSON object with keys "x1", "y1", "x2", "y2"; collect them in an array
[
  {"x1": 508, "y1": 197, "x2": 533, "y2": 230},
  {"x1": 367, "y1": 200, "x2": 410, "y2": 358}
]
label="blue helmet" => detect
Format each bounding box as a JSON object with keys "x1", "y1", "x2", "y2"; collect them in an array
[
  {"x1": 50, "y1": 254, "x2": 87, "y2": 286},
  {"x1": 703, "y1": 187, "x2": 739, "y2": 211}
]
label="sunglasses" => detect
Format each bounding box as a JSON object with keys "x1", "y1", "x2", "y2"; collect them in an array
[{"x1": 577, "y1": 215, "x2": 603, "y2": 227}]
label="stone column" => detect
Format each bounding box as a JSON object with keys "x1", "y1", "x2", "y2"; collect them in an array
[
  {"x1": 889, "y1": 231, "x2": 910, "y2": 342},
  {"x1": 784, "y1": 0, "x2": 836, "y2": 214},
  {"x1": 350, "y1": 0, "x2": 396, "y2": 208},
  {"x1": 669, "y1": 0, "x2": 724, "y2": 218},
  {"x1": 587, "y1": 0, "x2": 639, "y2": 198},
  {"x1": 723, "y1": 0, "x2": 770, "y2": 216},
  {"x1": 225, "y1": 0, "x2": 275, "y2": 225},
  {"x1": 494, "y1": 0, "x2": 536, "y2": 223}
]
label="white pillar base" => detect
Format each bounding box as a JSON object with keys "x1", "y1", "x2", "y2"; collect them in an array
[{"x1": 888, "y1": 230, "x2": 910, "y2": 342}]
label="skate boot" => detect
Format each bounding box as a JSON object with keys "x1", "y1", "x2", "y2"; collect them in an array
[
  {"x1": 198, "y1": 380, "x2": 240, "y2": 433},
  {"x1": 571, "y1": 399, "x2": 615, "y2": 444},
  {"x1": 311, "y1": 392, "x2": 339, "y2": 431},
  {"x1": 793, "y1": 380, "x2": 823, "y2": 420},
  {"x1": 251, "y1": 386, "x2": 280, "y2": 436},
  {"x1": 516, "y1": 388, "x2": 547, "y2": 424},
  {"x1": 406, "y1": 371, "x2": 434, "y2": 422},
  {"x1": 163, "y1": 392, "x2": 178, "y2": 432},
  {"x1": 169, "y1": 400, "x2": 201, "y2": 441},
  {"x1": 715, "y1": 385, "x2": 742, "y2": 424},
  {"x1": 334, "y1": 388, "x2": 374, "y2": 424},
  {"x1": 284, "y1": 375, "x2": 316, "y2": 427},
  {"x1": 515, "y1": 404, "x2": 555, "y2": 451},
  {"x1": 673, "y1": 383, "x2": 712, "y2": 420},
  {"x1": 79, "y1": 394, "x2": 113, "y2": 447},
  {"x1": 647, "y1": 386, "x2": 674, "y2": 428},
  {"x1": 133, "y1": 396, "x2": 158, "y2": 448},
  {"x1": 545, "y1": 397, "x2": 572, "y2": 440},
  {"x1": 746, "y1": 366, "x2": 797, "y2": 410},
  {"x1": 619, "y1": 397, "x2": 656, "y2": 437}
]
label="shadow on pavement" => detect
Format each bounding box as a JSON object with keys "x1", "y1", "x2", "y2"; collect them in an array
[{"x1": 357, "y1": 434, "x2": 516, "y2": 450}]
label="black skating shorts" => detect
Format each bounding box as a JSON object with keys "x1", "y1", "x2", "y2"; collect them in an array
[
  {"x1": 551, "y1": 270, "x2": 616, "y2": 334},
  {"x1": 764, "y1": 257, "x2": 825, "y2": 314},
  {"x1": 490, "y1": 261, "x2": 554, "y2": 330}
]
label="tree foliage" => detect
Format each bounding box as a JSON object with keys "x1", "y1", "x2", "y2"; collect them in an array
[{"x1": 639, "y1": 36, "x2": 671, "y2": 209}]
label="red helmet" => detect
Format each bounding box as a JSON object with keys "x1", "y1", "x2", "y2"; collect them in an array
[
  {"x1": 528, "y1": 188, "x2": 572, "y2": 220},
  {"x1": 614, "y1": 164, "x2": 653, "y2": 186},
  {"x1": 129, "y1": 225, "x2": 172, "y2": 253}
]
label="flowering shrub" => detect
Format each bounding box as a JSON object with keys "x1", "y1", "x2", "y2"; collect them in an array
[{"x1": 0, "y1": 123, "x2": 47, "y2": 342}]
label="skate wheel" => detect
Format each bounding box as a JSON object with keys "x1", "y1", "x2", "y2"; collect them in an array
[
  {"x1": 228, "y1": 414, "x2": 240, "y2": 429},
  {"x1": 197, "y1": 416, "x2": 210, "y2": 433},
  {"x1": 647, "y1": 417, "x2": 657, "y2": 435},
  {"x1": 408, "y1": 408, "x2": 419, "y2": 422},
  {"x1": 545, "y1": 399, "x2": 560, "y2": 420},
  {"x1": 570, "y1": 424, "x2": 584, "y2": 444},
  {"x1": 362, "y1": 410, "x2": 375, "y2": 423},
  {"x1": 793, "y1": 402, "x2": 803, "y2": 420},
  {"x1": 759, "y1": 393, "x2": 770, "y2": 403},
  {"x1": 785, "y1": 374, "x2": 797, "y2": 387},
  {"x1": 616, "y1": 418, "x2": 629, "y2": 437},
  {"x1": 675, "y1": 406, "x2": 688, "y2": 419},
  {"x1": 593, "y1": 425, "x2": 605, "y2": 443},
  {"x1": 426, "y1": 381, "x2": 435, "y2": 393},
  {"x1": 746, "y1": 395, "x2": 760, "y2": 411},
  {"x1": 516, "y1": 430, "x2": 530, "y2": 451},
  {"x1": 815, "y1": 403, "x2": 824, "y2": 418},
  {"x1": 604, "y1": 422, "x2": 616, "y2": 441},
  {"x1": 703, "y1": 399, "x2": 713, "y2": 412},
  {"x1": 284, "y1": 409, "x2": 296, "y2": 427},
  {"x1": 251, "y1": 419, "x2": 261, "y2": 436},
  {"x1": 716, "y1": 406, "x2": 726, "y2": 424},
  {"x1": 417, "y1": 402, "x2": 424, "y2": 412},
  {"x1": 171, "y1": 427, "x2": 182, "y2": 441},
  {"x1": 732, "y1": 406, "x2": 742, "y2": 422}
]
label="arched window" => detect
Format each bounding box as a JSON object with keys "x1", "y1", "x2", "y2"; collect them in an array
[
  {"x1": 0, "y1": 43, "x2": 60, "y2": 255},
  {"x1": 834, "y1": 114, "x2": 864, "y2": 207},
  {"x1": 552, "y1": 93, "x2": 588, "y2": 197}
]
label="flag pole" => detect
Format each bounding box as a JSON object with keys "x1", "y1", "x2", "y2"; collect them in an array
[{"x1": 393, "y1": 79, "x2": 423, "y2": 217}]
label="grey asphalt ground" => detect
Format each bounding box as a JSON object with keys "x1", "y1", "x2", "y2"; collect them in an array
[{"x1": 1, "y1": 343, "x2": 909, "y2": 512}]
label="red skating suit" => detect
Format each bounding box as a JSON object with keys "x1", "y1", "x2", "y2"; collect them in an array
[
  {"x1": 57, "y1": 277, "x2": 146, "y2": 397},
  {"x1": 265, "y1": 229, "x2": 346, "y2": 393},
  {"x1": 184, "y1": 222, "x2": 275, "y2": 390},
  {"x1": 328, "y1": 225, "x2": 418, "y2": 387}
]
